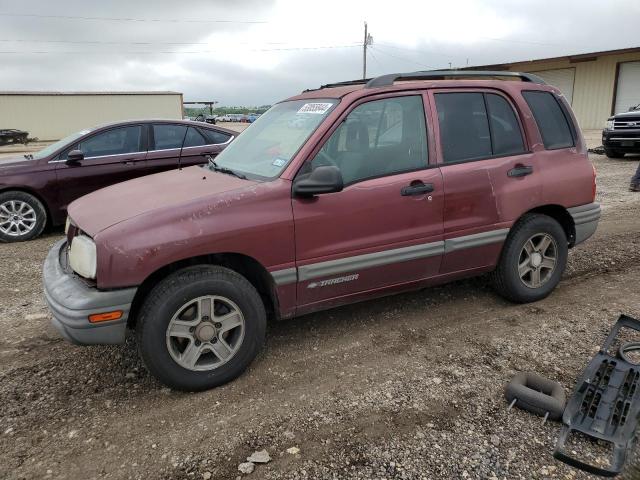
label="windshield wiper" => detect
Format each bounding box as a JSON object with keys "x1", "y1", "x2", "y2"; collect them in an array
[{"x1": 207, "y1": 157, "x2": 246, "y2": 180}]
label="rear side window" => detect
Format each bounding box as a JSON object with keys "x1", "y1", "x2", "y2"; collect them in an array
[
  {"x1": 522, "y1": 91, "x2": 574, "y2": 149},
  {"x1": 435, "y1": 92, "x2": 491, "y2": 163},
  {"x1": 486, "y1": 94, "x2": 526, "y2": 156},
  {"x1": 153, "y1": 124, "x2": 187, "y2": 150},
  {"x1": 183, "y1": 127, "x2": 206, "y2": 147},
  {"x1": 200, "y1": 128, "x2": 232, "y2": 145}
]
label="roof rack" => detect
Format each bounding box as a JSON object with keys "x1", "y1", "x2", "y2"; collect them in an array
[{"x1": 365, "y1": 70, "x2": 546, "y2": 88}]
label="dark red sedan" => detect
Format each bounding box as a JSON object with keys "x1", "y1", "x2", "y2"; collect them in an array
[{"x1": 0, "y1": 119, "x2": 236, "y2": 242}]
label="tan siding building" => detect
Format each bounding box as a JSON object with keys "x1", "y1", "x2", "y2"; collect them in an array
[
  {"x1": 0, "y1": 91, "x2": 183, "y2": 141},
  {"x1": 470, "y1": 47, "x2": 640, "y2": 130}
]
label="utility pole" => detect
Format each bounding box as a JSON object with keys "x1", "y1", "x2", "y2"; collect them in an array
[{"x1": 362, "y1": 22, "x2": 373, "y2": 79}]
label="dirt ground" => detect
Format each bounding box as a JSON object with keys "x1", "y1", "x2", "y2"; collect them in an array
[{"x1": 0, "y1": 153, "x2": 639, "y2": 480}]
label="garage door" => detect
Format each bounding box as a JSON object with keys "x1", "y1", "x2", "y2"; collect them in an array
[
  {"x1": 614, "y1": 61, "x2": 640, "y2": 114},
  {"x1": 529, "y1": 68, "x2": 575, "y2": 105}
]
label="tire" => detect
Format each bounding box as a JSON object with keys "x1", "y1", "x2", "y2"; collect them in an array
[
  {"x1": 604, "y1": 148, "x2": 625, "y2": 159},
  {"x1": 0, "y1": 190, "x2": 47, "y2": 243},
  {"x1": 136, "y1": 265, "x2": 266, "y2": 391},
  {"x1": 491, "y1": 214, "x2": 568, "y2": 303},
  {"x1": 505, "y1": 372, "x2": 566, "y2": 421}
]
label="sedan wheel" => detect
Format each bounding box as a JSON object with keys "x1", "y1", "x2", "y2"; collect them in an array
[
  {"x1": 0, "y1": 200, "x2": 37, "y2": 237},
  {"x1": 0, "y1": 191, "x2": 47, "y2": 242}
]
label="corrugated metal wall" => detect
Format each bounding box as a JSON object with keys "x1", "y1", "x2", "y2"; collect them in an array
[
  {"x1": 504, "y1": 51, "x2": 640, "y2": 130},
  {"x1": 0, "y1": 93, "x2": 183, "y2": 140}
]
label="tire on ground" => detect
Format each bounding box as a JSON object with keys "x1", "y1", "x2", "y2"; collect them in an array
[
  {"x1": 491, "y1": 213, "x2": 568, "y2": 303},
  {"x1": 604, "y1": 148, "x2": 625, "y2": 159},
  {"x1": 0, "y1": 190, "x2": 47, "y2": 243},
  {"x1": 505, "y1": 372, "x2": 566, "y2": 421},
  {"x1": 136, "y1": 265, "x2": 267, "y2": 392}
]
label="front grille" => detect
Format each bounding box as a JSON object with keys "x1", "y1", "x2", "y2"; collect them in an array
[{"x1": 613, "y1": 116, "x2": 640, "y2": 130}]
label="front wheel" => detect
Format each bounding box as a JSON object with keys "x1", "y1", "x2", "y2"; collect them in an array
[
  {"x1": 0, "y1": 190, "x2": 47, "y2": 242},
  {"x1": 604, "y1": 148, "x2": 625, "y2": 159},
  {"x1": 136, "y1": 266, "x2": 266, "y2": 391},
  {"x1": 491, "y1": 214, "x2": 568, "y2": 303}
]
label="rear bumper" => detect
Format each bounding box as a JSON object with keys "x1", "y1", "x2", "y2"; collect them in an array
[
  {"x1": 43, "y1": 239, "x2": 137, "y2": 345},
  {"x1": 568, "y1": 203, "x2": 601, "y2": 246}
]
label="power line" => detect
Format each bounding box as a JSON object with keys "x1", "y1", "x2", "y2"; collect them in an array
[
  {"x1": 371, "y1": 45, "x2": 437, "y2": 70},
  {"x1": 0, "y1": 38, "x2": 341, "y2": 47},
  {"x1": 0, "y1": 12, "x2": 268, "y2": 24},
  {"x1": 0, "y1": 44, "x2": 362, "y2": 55}
]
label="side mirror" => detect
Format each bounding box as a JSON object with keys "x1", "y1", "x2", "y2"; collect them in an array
[
  {"x1": 66, "y1": 150, "x2": 84, "y2": 164},
  {"x1": 293, "y1": 165, "x2": 343, "y2": 197}
]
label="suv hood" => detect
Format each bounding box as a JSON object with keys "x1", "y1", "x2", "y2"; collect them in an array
[
  {"x1": 614, "y1": 109, "x2": 640, "y2": 118},
  {"x1": 68, "y1": 166, "x2": 256, "y2": 236}
]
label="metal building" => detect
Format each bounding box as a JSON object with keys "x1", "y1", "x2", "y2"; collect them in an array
[
  {"x1": 469, "y1": 46, "x2": 640, "y2": 130},
  {"x1": 0, "y1": 91, "x2": 183, "y2": 141}
]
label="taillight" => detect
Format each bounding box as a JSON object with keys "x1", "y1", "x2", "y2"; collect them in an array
[{"x1": 592, "y1": 164, "x2": 597, "y2": 202}]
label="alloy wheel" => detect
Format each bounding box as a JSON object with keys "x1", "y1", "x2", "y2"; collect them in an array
[
  {"x1": 517, "y1": 233, "x2": 558, "y2": 289},
  {"x1": 0, "y1": 200, "x2": 37, "y2": 237},
  {"x1": 166, "y1": 295, "x2": 245, "y2": 371}
]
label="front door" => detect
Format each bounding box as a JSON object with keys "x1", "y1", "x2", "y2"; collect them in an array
[
  {"x1": 55, "y1": 124, "x2": 147, "y2": 213},
  {"x1": 292, "y1": 94, "x2": 444, "y2": 309}
]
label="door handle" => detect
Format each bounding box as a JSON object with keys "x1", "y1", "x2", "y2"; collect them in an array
[
  {"x1": 401, "y1": 182, "x2": 434, "y2": 196},
  {"x1": 508, "y1": 165, "x2": 533, "y2": 177}
]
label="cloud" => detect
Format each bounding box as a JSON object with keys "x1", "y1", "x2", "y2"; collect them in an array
[{"x1": 0, "y1": 0, "x2": 637, "y2": 105}]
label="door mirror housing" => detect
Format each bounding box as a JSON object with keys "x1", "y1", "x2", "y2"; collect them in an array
[
  {"x1": 66, "y1": 149, "x2": 84, "y2": 164},
  {"x1": 293, "y1": 165, "x2": 344, "y2": 197}
]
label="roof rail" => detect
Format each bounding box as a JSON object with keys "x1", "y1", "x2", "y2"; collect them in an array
[{"x1": 365, "y1": 70, "x2": 546, "y2": 88}]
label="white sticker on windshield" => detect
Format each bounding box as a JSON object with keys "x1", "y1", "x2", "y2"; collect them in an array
[
  {"x1": 297, "y1": 102, "x2": 333, "y2": 115},
  {"x1": 272, "y1": 158, "x2": 287, "y2": 168}
]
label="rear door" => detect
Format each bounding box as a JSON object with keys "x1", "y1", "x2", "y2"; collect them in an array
[
  {"x1": 430, "y1": 89, "x2": 541, "y2": 274},
  {"x1": 54, "y1": 124, "x2": 147, "y2": 212},
  {"x1": 292, "y1": 93, "x2": 444, "y2": 311},
  {"x1": 179, "y1": 127, "x2": 234, "y2": 167}
]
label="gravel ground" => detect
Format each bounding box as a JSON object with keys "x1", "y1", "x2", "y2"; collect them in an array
[{"x1": 1, "y1": 153, "x2": 639, "y2": 480}]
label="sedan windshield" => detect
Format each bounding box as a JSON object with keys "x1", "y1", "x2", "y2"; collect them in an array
[
  {"x1": 31, "y1": 128, "x2": 92, "y2": 160},
  {"x1": 212, "y1": 99, "x2": 338, "y2": 179}
]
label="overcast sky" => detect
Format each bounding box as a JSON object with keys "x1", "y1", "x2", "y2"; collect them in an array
[{"x1": 0, "y1": 0, "x2": 638, "y2": 106}]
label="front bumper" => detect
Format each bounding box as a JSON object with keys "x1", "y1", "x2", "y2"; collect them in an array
[
  {"x1": 568, "y1": 203, "x2": 601, "y2": 246},
  {"x1": 602, "y1": 129, "x2": 640, "y2": 151},
  {"x1": 43, "y1": 239, "x2": 137, "y2": 345}
]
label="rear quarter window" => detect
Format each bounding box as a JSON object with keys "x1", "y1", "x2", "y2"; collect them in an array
[{"x1": 522, "y1": 91, "x2": 574, "y2": 150}]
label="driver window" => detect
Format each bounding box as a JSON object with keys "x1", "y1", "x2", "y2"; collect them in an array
[{"x1": 309, "y1": 95, "x2": 428, "y2": 185}]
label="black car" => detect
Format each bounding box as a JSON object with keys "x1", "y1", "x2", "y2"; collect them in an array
[{"x1": 602, "y1": 104, "x2": 640, "y2": 158}]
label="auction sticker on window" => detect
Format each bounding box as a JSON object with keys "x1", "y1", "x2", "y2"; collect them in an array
[{"x1": 297, "y1": 103, "x2": 333, "y2": 114}]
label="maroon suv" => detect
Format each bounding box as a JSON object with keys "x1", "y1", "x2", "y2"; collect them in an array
[
  {"x1": 0, "y1": 119, "x2": 235, "y2": 242},
  {"x1": 43, "y1": 71, "x2": 600, "y2": 391}
]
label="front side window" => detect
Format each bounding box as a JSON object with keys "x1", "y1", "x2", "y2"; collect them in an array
[
  {"x1": 153, "y1": 124, "x2": 187, "y2": 150},
  {"x1": 76, "y1": 126, "x2": 142, "y2": 158},
  {"x1": 309, "y1": 95, "x2": 428, "y2": 185},
  {"x1": 212, "y1": 99, "x2": 338, "y2": 179},
  {"x1": 522, "y1": 91, "x2": 574, "y2": 150}
]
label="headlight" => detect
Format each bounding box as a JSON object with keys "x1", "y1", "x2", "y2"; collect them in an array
[
  {"x1": 68, "y1": 235, "x2": 97, "y2": 279},
  {"x1": 606, "y1": 119, "x2": 615, "y2": 130}
]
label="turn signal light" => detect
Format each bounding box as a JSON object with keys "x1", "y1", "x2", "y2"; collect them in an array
[{"x1": 88, "y1": 311, "x2": 123, "y2": 323}]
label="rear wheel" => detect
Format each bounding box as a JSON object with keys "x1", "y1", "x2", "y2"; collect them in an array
[
  {"x1": 0, "y1": 191, "x2": 47, "y2": 242},
  {"x1": 136, "y1": 265, "x2": 266, "y2": 391},
  {"x1": 604, "y1": 148, "x2": 625, "y2": 158},
  {"x1": 492, "y1": 214, "x2": 568, "y2": 303}
]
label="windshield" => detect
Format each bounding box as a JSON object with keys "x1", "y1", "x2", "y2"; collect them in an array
[
  {"x1": 31, "y1": 129, "x2": 92, "y2": 160},
  {"x1": 212, "y1": 99, "x2": 338, "y2": 179}
]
